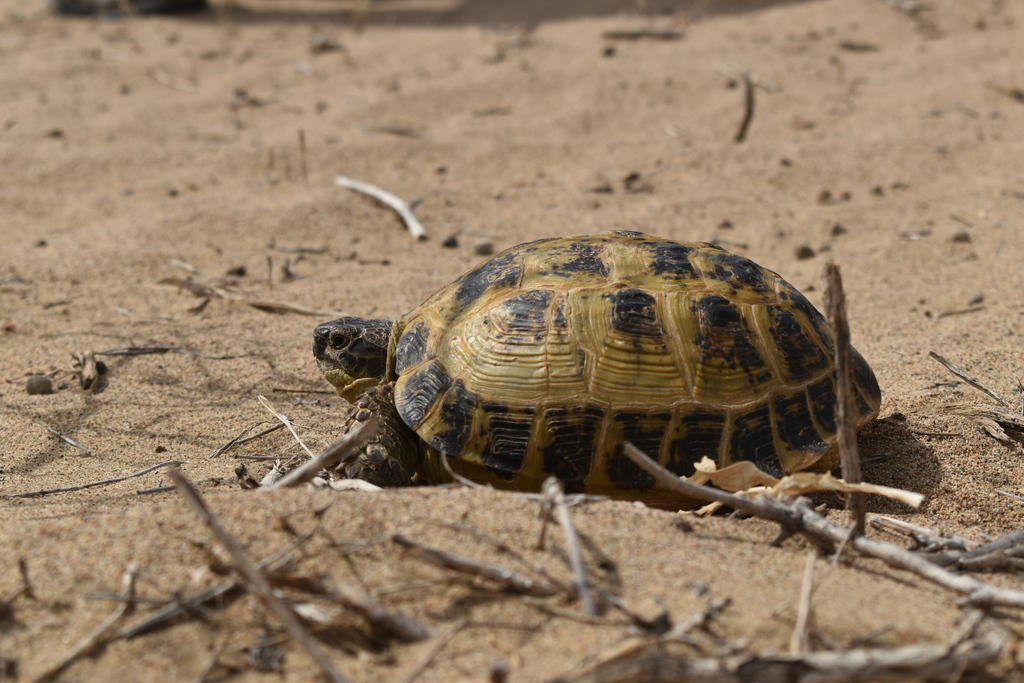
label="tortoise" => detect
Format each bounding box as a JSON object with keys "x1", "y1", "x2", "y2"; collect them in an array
[{"x1": 313, "y1": 231, "x2": 881, "y2": 506}]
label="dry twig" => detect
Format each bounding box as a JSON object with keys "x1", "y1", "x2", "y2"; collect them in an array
[
  {"x1": 392, "y1": 536, "x2": 559, "y2": 597},
  {"x1": 95, "y1": 346, "x2": 249, "y2": 360},
  {"x1": 400, "y1": 618, "x2": 467, "y2": 683},
  {"x1": 789, "y1": 553, "x2": 815, "y2": 655},
  {"x1": 944, "y1": 403, "x2": 1024, "y2": 445},
  {"x1": 117, "y1": 537, "x2": 309, "y2": 640},
  {"x1": 7, "y1": 460, "x2": 186, "y2": 499},
  {"x1": 601, "y1": 27, "x2": 683, "y2": 41},
  {"x1": 44, "y1": 425, "x2": 92, "y2": 454},
  {"x1": 257, "y1": 395, "x2": 315, "y2": 458},
  {"x1": 264, "y1": 419, "x2": 379, "y2": 489},
  {"x1": 824, "y1": 263, "x2": 865, "y2": 534},
  {"x1": 621, "y1": 443, "x2": 1024, "y2": 609},
  {"x1": 559, "y1": 622, "x2": 1006, "y2": 683},
  {"x1": 335, "y1": 175, "x2": 427, "y2": 240},
  {"x1": 868, "y1": 514, "x2": 977, "y2": 553},
  {"x1": 1, "y1": 558, "x2": 33, "y2": 619},
  {"x1": 168, "y1": 468, "x2": 350, "y2": 683},
  {"x1": 734, "y1": 71, "x2": 755, "y2": 143},
  {"x1": 31, "y1": 565, "x2": 138, "y2": 683},
  {"x1": 930, "y1": 351, "x2": 1010, "y2": 407},
  {"x1": 74, "y1": 350, "x2": 100, "y2": 391},
  {"x1": 540, "y1": 477, "x2": 596, "y2": 616},
  {"x1": 209, "y1": 422, "x2": 284, "y2": 459}
]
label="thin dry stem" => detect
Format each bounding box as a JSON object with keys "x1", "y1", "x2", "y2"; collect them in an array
[
  {"x1": 168, "y1": 468, "x2": 350, "y2": 683},
  {"x1": 257, "y1": 395, "x2": 315, "y2": 459},
  {"x1": 541, "y1": 477, "x2": 596, "y2": 616},
  {"x1": 8, "y1": 460, "x2": 187, "y2": 499},
  {"x1": 264, "y1": 418, "x2": 379, "y2": 489},
  {"x1": 930, "y1": 351, "x2": 1010, "y2": 407},
  {"x1": 31, "y1": 565, "x2": 138, "y2": 683},
  {"x1": 393, "y1": 535, "x2": 559, "y2": 597}
]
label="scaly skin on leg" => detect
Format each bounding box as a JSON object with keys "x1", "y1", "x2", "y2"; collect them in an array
[{"x1": 337, "y1": 382, "x2": 421, "y2": 487}]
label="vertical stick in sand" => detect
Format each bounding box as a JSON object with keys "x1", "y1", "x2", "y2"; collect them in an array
[{"x1": 824, "y1": 262, "x2": 865, "y2": 535}]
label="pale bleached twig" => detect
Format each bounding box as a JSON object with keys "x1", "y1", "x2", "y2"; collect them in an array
[
  {"x1": 31, "y1": 565, "x2": 138, "y2": 683},
  {"x1": 264, "y1": 418, "x2": 379, "y2": 489},
  {"x1": 335, "y1": 175, "x2": 427, "y2": 240},
  {"x1": 621, "y1": 443, "x2": 1024, "y2": 610},
  {"x1": 824, "y1": 262, "x2": 865, "y2": 534},
  {"x1": 541, "y1": 477, "x2": 596, "y2": 617},
  {"x1": 45, "y1": 425, "x2": 92, "y2": 454},
  {"x1": 8, "y1": 460, "x2": 187, "y2": 499},
  {"x1": 789, "y1": 552, "x2": 815, "y2": 655},
  {"x1": 996, "y1": 489, "x2": 1024, "y2": 503},
  {"x1": 257, "y1": 395, "x2": 315, "y2": 459},
  {"x1": 168, "y1": 468, "x2": 350, "y2": 683}
]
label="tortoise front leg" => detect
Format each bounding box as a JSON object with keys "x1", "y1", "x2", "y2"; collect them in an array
[{"x1": 338, "y1": 382, "x2": 421, "y2": 487}]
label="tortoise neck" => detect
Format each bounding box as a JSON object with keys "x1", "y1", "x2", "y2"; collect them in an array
[{"x1": 385, "y1": 319, "x2": 401, "y2": 382}]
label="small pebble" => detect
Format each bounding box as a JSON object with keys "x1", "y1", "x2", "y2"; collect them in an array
[
  {"x1": 794, "y1": 245, "x2": 816, "y2": 260},
  {"x1": 474, "y1": 239, "x2": 495, "y2": 256},
  {"x1": 951, "y1": 229, "x2": 972, "y2": 243},
  {"x1": 26, "y1": 374, "x2": 54, "y2": 395},
  {"x1": 442, "y1": 234, "x2": 459, "y2": 248}
]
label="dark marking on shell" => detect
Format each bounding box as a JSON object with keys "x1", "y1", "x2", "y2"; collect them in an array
[
  {"x1": 397, "y1": 361, "x2": 452, "y2": 430},
  {"x1": 395, "y1": 321, "x2": 430, "y2": 375},
  {"x1": 542, "y1": 405, "x2": 603, "y2": 492},
  {"x1": 613, "y1": 230, "x2": 648, "y2": 238},
  {"x1": 551, "y1": 297, "x2": 568, "y2": 330},
  {"x1": 429, "y1": 380, "x2": 478, "y2": 456},
  {"x1": 451, "y1": 251, "x2": 522, "y2": 308},
  {"x1": 608, "y1": 412, "x2": 670, "y2": 490},
  {"x1": 772, "y1": 391, "x2": 829, "y2": 459},
  {"x1": 646, "y1": 242, "x2": 698, "y2": 281},
  {"x1": 765, "y1": 305, "x2": 829, "y2": 383},
  {"x1": 693, "y1": 295, "x2": 770, "y2": 380},
  {"x1": 479, "y1": 403, "x2": 534, "y2": 481},
  {"x1": 665, "y1": 411, "x2": 726, "y2": 475},
  {"x1": 495, "y1": 290, "x2": 551, "y2": 334},
  {"x1": 730, "y1": 404, "x2": 781, "y2": 476},
  {"x1": 704, "y1": 252, "x2": 770, "y2": 293},
  {"x1": 552, "y1": 243, "x2": 609, "y2": 278},
  {"x1": 786, "y1": 287, "x2": 835, "y2": 356},
  {"x1": 806, "y1": 375, "x2": 838, "y2": 434},
  {"x1": 605, "y1": 288, "x2": 663, "y2": 341}
]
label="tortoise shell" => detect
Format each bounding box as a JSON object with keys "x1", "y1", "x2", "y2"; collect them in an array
[{"x1": 392, "y1": 231, "x2": 880, "y2": 498}]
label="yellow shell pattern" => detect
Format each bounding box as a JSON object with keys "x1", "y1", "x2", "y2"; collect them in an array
[{"x1": 392, "y1": 231, "x2": 880, "y2": 501}]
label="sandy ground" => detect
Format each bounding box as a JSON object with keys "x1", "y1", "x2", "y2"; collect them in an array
[{"x1": 3, "y1": 0, "x2": 1024, "y2": 680}]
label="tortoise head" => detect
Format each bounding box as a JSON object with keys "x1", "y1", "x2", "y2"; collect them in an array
[{"x1": 313, "y1": 317, "x2": 396, "y2": 402}]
